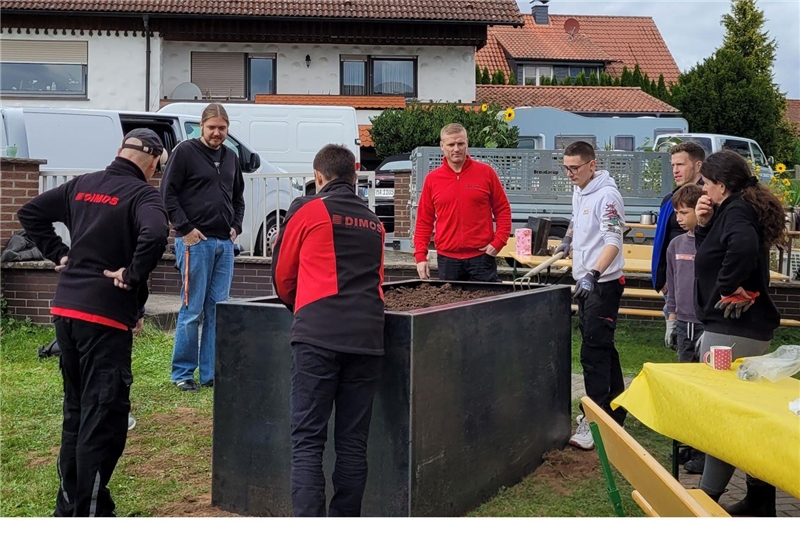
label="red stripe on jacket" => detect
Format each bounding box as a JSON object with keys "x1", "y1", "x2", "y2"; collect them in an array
[
  {"x1": 50, "y1": 307, "x2": 129, "y2": 331},
  {"x1": 413, "y1": 156, "x2": 511, "y2": 263},
  {"x1": 273, "y1": 198, "x2": 338, "y2": 313}
]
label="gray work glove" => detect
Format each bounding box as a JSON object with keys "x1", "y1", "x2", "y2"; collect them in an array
[
  {"x1": 665, "y1": 319, "x2": 678, "y2": 350},
  {"x1": 554, "y1": 235, "x2": 572, "y2": 257}
]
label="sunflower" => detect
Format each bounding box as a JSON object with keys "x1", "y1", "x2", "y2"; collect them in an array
[
  {"x1": 481, "y1": 103, "x2": 488, "y2": 112},
  {"x1": 776, "y1": 163, "x2": 787, "y2": 174},
  {"x1": 785, "y1": 178, "x2": 792, "y2": 187},
  {"x1": 504, "y1": 108, "x2": 515, "y2": 122}
]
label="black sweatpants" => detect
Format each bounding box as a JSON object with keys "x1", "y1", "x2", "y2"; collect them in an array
[
  {"x1": 53, "y1": 317, "x2": 133, "y2": 517},
  {"x1": 437, "y1": 253, "x2": 500, "y2": 282},
  {"x1": 577, "y1": 278, "x2": 627, "y2": 426},
  {"x1": 290, "y1": 342, "x2": 382, "y2": 517}
]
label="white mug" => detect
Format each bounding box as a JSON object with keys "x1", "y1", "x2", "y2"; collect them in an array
[{"x1": 703, "y1": 346, "x2": 733, "y2": 371}]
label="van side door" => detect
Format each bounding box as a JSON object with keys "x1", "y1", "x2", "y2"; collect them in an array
[
  {"x1": 749, "y1": 141, "x2": 773, "y2": 181},
  {"x1": 720, "y1": 137, "x2": 753, "y2": 162}
]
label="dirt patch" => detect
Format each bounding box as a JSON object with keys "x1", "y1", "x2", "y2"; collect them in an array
[
  {"x1": 158, "y1": 492, "x2": 239, "y2": 517},
  {"x1": 123, "y1": 406, "x2": 237, "y2": 517},
  {"x1": 26, "y1": 445, "x2": 60, "y2": 468},
  {"x1": 533, "y1": 446, "x2": 601, "y2": 496},
  {"x1": 384, "y1": 283, "x2": 508, "y2": 311}
]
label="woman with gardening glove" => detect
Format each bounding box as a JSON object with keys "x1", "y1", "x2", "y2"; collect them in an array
[{"x1": 693, "y1": 150, "x2": 786, "y2": 516}]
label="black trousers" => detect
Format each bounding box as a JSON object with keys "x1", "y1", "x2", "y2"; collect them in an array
[
  {"x1": 53, "y1": 317, "x2": 132, "y2": 517},
  {"x1": 290, "y1": 342, "x2": 382, "y2": 517},
  {"x1": 437, "y1": 253, "x2": 499, "y2": 282},
  {"x1": 577, "y1": 279, "x2": 627, "y2": 426},
  {"x1": 675, "y1": 320, "x2": 704, "y2": 363}
]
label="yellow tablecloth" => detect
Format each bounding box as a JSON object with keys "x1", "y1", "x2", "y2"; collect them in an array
[{"x1": 612, "y1": 362, "x2": 800, "y2": 499}]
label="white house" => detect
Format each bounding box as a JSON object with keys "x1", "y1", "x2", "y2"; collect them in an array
[{"x1": 0, "y1": 0, "x2": 522, "y2": 113}]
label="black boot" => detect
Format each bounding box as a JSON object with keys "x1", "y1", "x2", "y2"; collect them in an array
[
  {"x1": 683, "y1": 450, "x2": 706, "y2": 475},
  {"x1": 722, "y1": 481, "x2": 776, "y2": 517}
]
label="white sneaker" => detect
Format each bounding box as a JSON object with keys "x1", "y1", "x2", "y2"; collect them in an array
[
  {"x1": 128, "y1": 414, "x2": 136, "y2": 431},
  {"x1": 569, "y1": 414, "x2": 594, "y2": 450}
]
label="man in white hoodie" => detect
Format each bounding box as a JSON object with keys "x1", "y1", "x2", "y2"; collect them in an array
[{"x1": 554, "y1": 141, "x2": 627, "y2": 450}]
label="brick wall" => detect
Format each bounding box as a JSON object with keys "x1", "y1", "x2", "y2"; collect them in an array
[
  {"x1": 0, "y1": 262, "x2": 58, "y2": 324},
  {"x1": 1, "y1": 158, "x2": 46, "y2": 250},
  {"x1": 4, "y1": 258, "x2": 800, "y2": 325},
  {"x1": 393, "y1": 170, "x2": 411, "y2": 238}
]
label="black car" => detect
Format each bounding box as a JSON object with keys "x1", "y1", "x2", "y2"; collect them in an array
[{"x1": 363, "y1": 153, "x2": 411, "y2": 234}]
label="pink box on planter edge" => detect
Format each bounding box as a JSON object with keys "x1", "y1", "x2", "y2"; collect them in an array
[{"x1": 515, "y1": 228, "x2": 532, "y2": 256}]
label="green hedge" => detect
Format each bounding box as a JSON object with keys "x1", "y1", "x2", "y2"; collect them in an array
[{"x1": 369, "y1": 102, "x2": 519, "y2": 158}]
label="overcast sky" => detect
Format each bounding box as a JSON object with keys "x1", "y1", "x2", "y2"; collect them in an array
[{"x1": 514, "y1": 0, "x2": 800, "y2": 98}]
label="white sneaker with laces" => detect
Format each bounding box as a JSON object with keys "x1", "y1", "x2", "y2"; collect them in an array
[{"x1": 569, "y1": 414, "x2": 594, "y2": 450}]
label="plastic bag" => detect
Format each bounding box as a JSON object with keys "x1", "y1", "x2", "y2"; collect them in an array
[{"x1": 737, "y1": 345, "x2": 800, "y2": 382}]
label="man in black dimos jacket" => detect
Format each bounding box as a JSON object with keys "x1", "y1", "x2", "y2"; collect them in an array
[
  {"x1": 17, "y1": 129, "x2": 169, "y2": 517},
  {"x1": 272, "y1": 144, "x2": 385, "y2": 517}
]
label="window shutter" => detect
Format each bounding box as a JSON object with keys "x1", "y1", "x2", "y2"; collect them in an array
[
  {"x1": 0, "y1": 40, "x2": 87, "y2": 63},
  {"x1": 191, "y1": 52, "x2": 246, "y2": 99}
]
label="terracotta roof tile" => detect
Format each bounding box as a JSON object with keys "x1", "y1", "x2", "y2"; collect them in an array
[
  {"x1": 254, "y1": 95, "x2": 406, "y2": 109},
  {"x1": 359, "y1": 125, "x2": 374, "y2": 147},
  {"x1": 786, "y1": 100, "x2": 800, "y2": 136},
  {"x1": 476, "y1": 84, "x2": 678, "y2": 114},
  {"x1": 477, "y1": 13, "x2": 680, "y2": 83},
  {"x1": 0, "y1": 0, "x2": 523, "y2": 23},
  {"x1": 493, "y1": 14, "x2": 612, "y2": 62},
  {"x1": 477, "y1": 33, "x2": 511, "y2": 77}
]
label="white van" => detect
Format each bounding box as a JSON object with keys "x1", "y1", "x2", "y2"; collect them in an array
[
  {"x1": 159, "y1": 102, "x2": 361, "y2": 191},
  {"x1": 0, "y1": 106, "x2": 301, "y2": 255},
  {"x1": 654, "y1": 133, "x2": 775, "y2": 181}
]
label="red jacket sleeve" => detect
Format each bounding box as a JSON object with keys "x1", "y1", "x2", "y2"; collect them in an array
[
  {"x1": 488, "y1": 170, "x2": 512, "y2": 253},
  {"x1": 271, "y1": 199, "x2": 308, "y2": 310},
  {"x1": 413, "y1": 177, "x2": 435, "y2": 263}
]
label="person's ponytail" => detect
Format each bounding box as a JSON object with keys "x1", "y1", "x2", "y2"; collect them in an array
[{"x1": 741, "y1": 184, "x2": 787, "y2": 249}]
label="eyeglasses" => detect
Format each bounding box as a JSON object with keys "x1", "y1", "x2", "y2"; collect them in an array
[{"x1": 561, "y1": 159, "x2": 592, "y2": 176}]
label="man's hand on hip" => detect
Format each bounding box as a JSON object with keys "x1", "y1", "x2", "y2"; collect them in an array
[
  {"x1": 480, "y1": 244, "x2": 498, "y2": 257},
  {"x1": 133, "y1": 318, "x2": 144, "y2": 334},
  {"x1": 103, "y1": 268, "x2": 132, "y2": 290},
  {"x1": 416, "y1": 261, "x2": 431, "y2": 280},
  {"x1": 54, "y1": 256, "x2": 68, "y2": 273},
  {"x1": 183, "y1": 228, "x2": 207, "y2": 246}
]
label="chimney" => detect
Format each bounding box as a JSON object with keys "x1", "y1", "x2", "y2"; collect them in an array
[{"x1": 532, "y1": 0, "x2": 550, "y2": 25}]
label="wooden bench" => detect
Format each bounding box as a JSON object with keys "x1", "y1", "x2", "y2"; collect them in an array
[{"x1": 581, "y1": 396, "x2": 728, "y2": 517}]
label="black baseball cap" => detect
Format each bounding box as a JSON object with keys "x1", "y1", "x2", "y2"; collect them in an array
[{"x1": 121, "y1": 128, "x2": 165, "y2": 157}]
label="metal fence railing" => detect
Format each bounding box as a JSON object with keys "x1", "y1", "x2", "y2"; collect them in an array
[{"x1": 38, "y1": 169, "x2": 375, "y2": 257}]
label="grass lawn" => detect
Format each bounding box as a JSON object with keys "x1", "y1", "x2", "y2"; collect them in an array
[{"x1": 1, "y1": 318, "x2": 796, "y2": 517}]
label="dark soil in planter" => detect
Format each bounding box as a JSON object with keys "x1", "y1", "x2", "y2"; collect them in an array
[{"x1": 384, "y1": 283, "x2": 508, "y2": 311}]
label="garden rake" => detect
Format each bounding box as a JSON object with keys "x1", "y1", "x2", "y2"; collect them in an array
[{"x1": 513, "y1": 251, "x2": 565, "y2": 290}]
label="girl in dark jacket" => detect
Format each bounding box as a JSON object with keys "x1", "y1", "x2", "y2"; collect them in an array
[{"x1": 693, "y1": 150, "x2": 786, "y2": 516}]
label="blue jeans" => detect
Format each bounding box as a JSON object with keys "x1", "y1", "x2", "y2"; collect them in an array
[{"x1": 171, "y1": 237, "x2": 234, "y2": 385}]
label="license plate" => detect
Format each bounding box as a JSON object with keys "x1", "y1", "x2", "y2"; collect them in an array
[{"x1": 375, "y1": 188, "x2": 394, "y2": 198}]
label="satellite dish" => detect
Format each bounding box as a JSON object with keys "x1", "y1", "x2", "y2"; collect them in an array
[
  {"x1": 171, "y1": 82, "x2": 203, "y2": 100},
  {"x1": 564, "y1": 18, "x2": 580, "y2": 39}
]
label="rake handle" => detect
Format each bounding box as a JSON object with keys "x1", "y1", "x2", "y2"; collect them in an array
[{"x1": 521, "y1": 251, "x2": 565, "y2": 278}]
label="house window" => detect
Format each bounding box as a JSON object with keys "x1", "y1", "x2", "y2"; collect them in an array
[
  {"x1": 248, "y1": 56, "x2": 275, "y2": 99},
  {"x1": 568, "y1": 66, "x2": 599, "y2": 79},
  {"x1": 191, "y1": 52, "x2": 276, "y2": 100},
  {"x1": 342, "y1": 58, "x2": 367, "y2": 95},
  {"x1": 522, "y1": 65, "x2": 552, "y2": 86},
  {"x1": 0, "y1": 40, "x2": 88, "y2": 97},
  {"x1": 340, "y1": 56, "x2": 417, "y2": 97},
  {"x1": 614, "y1": 136, "x2": 635, "y2": 151}
]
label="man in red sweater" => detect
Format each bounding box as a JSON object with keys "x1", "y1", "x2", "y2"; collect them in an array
[{"x1": 414, "y1": 123, "x2": 512, "y2": 281}]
